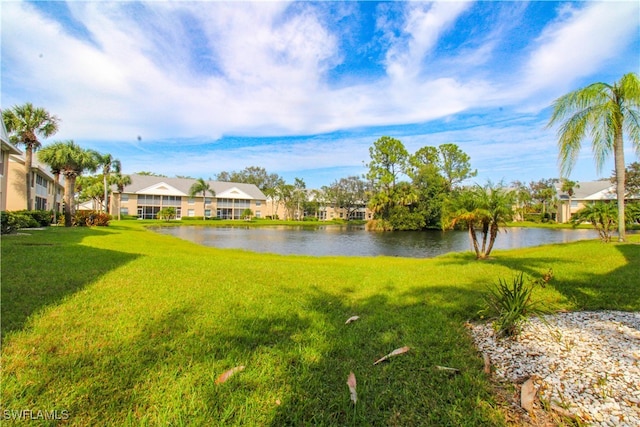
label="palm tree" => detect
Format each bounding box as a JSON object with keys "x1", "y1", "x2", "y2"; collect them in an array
[
  {"x1": 547, "y1": 72, "x2": 640, "y2": 241},
  {"x1": 41, "y1": 141, "x2": 98, "y2": 226},
  {"x1": 189, "y1": 178, "x2": 215, "y2": 219},
  {"x1": 442, "y1": 183, "x2": 514, "y2": 259},
  {"x1": 96, "y1": 153, "x2": 122, "y2": 214},
  {"x1": 111, "y1": 173, "x2": 132, "y2": 220},
  {"x1": 571, "y1": 201, "x2": 618, "y2": 242},
  {"x1": 37, "y1": 142, "x2": 67, "y2": 224},
  {"x1": 3, "y1": 103, "x2": 60, "y2": 210},
  {"x1": 560, "y1": 179, "x2": 579, "y2": 222}
]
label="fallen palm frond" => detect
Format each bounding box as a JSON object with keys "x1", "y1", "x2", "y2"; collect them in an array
[
  {"x1": 347, "y1": 372, "x2": 357, "y2": 404},
  {"x1": 215, "y1": 365, "x2": 245, "y2": 384},
  {"x1": 373, "y1": 346, "x2": 410, "y2": 365},
  {"x1": 345, "y1": 315, "x2": 360, "y2": 324}
]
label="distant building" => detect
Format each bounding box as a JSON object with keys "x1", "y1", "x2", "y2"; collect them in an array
[
  {"x1": 554, "y1": 180, "x2": 639, "y2": 223},
  {"x1": 112, "y1": 174, "x2": 267, "y2": 220}
]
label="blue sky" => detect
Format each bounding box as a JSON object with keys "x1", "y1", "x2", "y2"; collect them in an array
[{"x1": 2, "y1": 1, "x2": 638, "y2": 188}]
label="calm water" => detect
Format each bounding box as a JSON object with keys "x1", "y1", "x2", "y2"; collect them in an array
[{"x1": 153, "y1": 225, "x2": 601, "y2": 258}]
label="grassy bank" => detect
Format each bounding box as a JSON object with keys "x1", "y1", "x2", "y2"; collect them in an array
[{"x1": 2, "y1": 222, "x2": 638, "y2": 426}]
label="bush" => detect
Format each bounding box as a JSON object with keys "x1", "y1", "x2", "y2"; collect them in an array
[
  {"x1": 480, "y1": 269, "x2": 552, "y2": 337},
  {"x1": 12, "y1": 210, "x2": 53, "y2": 227},
  {"x1": 70, "y1": 211, "x2": 111, "y2": 227},
  {"x1": 1, "y1": 211, "x2": 39, "y2": 233}
]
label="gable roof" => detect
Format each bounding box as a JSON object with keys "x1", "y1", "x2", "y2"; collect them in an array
[
  {"x1": 555, "y1": 180, "x2": 615, "y2": 201},
  {"x1": 118, "y1": 174, "x2": 267, "y2": 200}
]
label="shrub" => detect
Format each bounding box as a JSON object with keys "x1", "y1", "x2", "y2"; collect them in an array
[
  {"x1": 70, "y1": 211, "x2": 111, "y2": 227},
  {"x1": 157, "y1": 207, "x2": 176, "y2": 222},
  {"x1": 480, "y1": 269, "x2": 552, "y2": 337}
]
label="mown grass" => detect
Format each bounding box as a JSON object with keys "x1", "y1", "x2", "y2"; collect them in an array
[{"x1": 1, "y1": 222, "x2": 638, "y2": 426}]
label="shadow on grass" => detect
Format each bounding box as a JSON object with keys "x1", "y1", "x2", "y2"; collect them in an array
[
  {"x1": 2, "y1": 280, "x2": 505, "y2": 426},
  {"x1": 0, "y1": 227, "x2": 140, "y2": 339},
  {"x1": 463, "y1": 242, "x2": 640, "y2": 311}
]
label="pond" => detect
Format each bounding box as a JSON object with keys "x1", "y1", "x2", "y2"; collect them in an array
[{"x1": 152, "y1": 225, "x2": 601, "y2": 258}]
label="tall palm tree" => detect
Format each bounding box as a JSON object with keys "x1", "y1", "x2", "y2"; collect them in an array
[
  {"x1": 96, "y1": 153, "x2": 122, "y2": 213},
  {"x1": 42, "y1": 140, "x2": 98, "y2": 226},
  {"x1": 111, "y1": 173, "x2": 132, "y2": 220},
  {"x1": 3, "y1": 103, "x2": 60, "y2": 210},
  {"x1": 37, "y1": 142, "x2": 67, "y2": 224},
  {"x1": 560, "y1": 179, "x2": 579, "y2": 222},
  {"x1": 547, "y1": 72, "x2": 640, "y2": 241},
  {"x1": 189, "y1": 178, "x2": 215, "y2": 219}
]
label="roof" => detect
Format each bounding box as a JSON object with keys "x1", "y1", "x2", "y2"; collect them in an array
[
  {"x1": 117, "y1": 174, "x2": 267, "y2": 200},
  {"x1": 555, "y1": 180, "x2": 616, "y2": 201}
]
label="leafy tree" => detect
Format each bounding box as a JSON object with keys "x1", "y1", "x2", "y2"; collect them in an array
[
  {"x1": 3, "y1": 103, "x2": 60, "y2": 210},
  {"x1": 437, "y1": 143, "x2": 477, "y2": 191},
  {"x1": 76, "y1": 175, "x2": 105, "y2": 210},
  {"x1": 529, "y1": 179, "x2": 558, "y2": 219},
  {"x1": 136, "y1": 171, "x2": 167, "y2": 177},
  {"x1": 96, "y1": 153, "x2": 121, "y2": 213},
  {"x1": 442, "y1": 183, "x2": 515, "y2": 259},
  {"x1": 611, "y1": 162, "x2": 640, "y2": 198},
  {"x1": 548, "y1": 72, "x2": 640, "y2": 241},
  {"x1": 189, "y1": 178, "x2": 215, "y2": 219},
  {"x1": 241, "y1": 208, "x2": 254, "y2": 220},
  {"x1": 40, "y1": 141, "x2": 98, "y2": 226},
  {"x1": 570, "y1": 201, "x2": 618, "y2": 242},
  {"x1": 216, "y1": 166, "x2": 283, "y2": 195},
  {"x1": 325, "y1": 176, "x2": 368, "y2": 220},
  {"x1": 157, "y1": 207, "x2": 176, "y2": 222},
  {"x1": 366, "y1": 136, "x2": 409, "y2": 221},
  {"x1": 510, "y1": 180, "x2": 532, "y2": 221}
]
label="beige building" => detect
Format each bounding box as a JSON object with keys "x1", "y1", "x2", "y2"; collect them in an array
[
  {"x1": 3, "y1": 153, "x2": 63, "y2": 212},
  {"x1": 555, "y1": 180, "x2": 626, "y2": 223},
  {"x1": 1, "y1": 116, "x2": 21, "y2": 211},
  {"x1": 112, "y1": 174, "x2": 267, "y2": 220}
]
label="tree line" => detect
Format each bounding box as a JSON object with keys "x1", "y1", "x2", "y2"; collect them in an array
[{"x1": 3, "y1": 72, "x2": 638, "y2": 246}]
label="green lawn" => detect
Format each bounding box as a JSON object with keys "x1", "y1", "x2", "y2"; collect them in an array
[{"x1": 2, "y1": 222, "x2": 638, "y2": 426}]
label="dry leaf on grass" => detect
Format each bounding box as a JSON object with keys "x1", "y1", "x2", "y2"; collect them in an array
[
  {"x1": 435, "y1": 365, "x2": 460, "y2": 373},
  {"x1": 347, "y1": 372, "x2": 357, "y2": 404},
  {"x1": 215, "y1": 365, "x2": 245, "y2": 384},
  {"x1": 373, "y1": 346, "x2": 410, "y2": 365},
  {"x1": 345, "y1": 315, "x2": 360, "y2": 324}
]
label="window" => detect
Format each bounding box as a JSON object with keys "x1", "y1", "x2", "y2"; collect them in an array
[
  {"x1": 121, "y1": 194, "x2": 129, "y2": 202},
  {"x1": 35, "y1": 196, "x2": 47, "y2": 210},
  {"x1": 120, "y1": 207, "x2": 129, "y2": 215},
  {"x1": 188, "y1": 198, "x2": 195, "y2": 205},
  {"x1": 205, "y1": 198, "x2": 212, "y2": 205},
  {"x1": 188, "y1": 209, "x2": 195, "y2": 217},
  {"x1": 255, "y1": 201, "x2": 261, "y2": 206},
  {"x1": 205, "y1": 209, "x2": 211, "y2": 217},
  {"x1": 255, "y1": 210, "x2": 261, "y2": 218}
]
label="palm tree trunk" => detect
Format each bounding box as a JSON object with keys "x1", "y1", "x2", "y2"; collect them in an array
[
  {"x1": 25, "y1": 147, "x2": 34, "y2": 210},
  {"x1": 52, "y1": 173, "x2": 60, "y2": 224},
  {"x1": 63, "y1": 173, "x2": 76, "y2": 227},
  {"x1": 468, "y1": 224, "x2": 480, "y2": 258},
  {"x1": 613, "y1": 126, "x2": 626, "y2": 241},
  {"x1": 103, "y1": 173, "x2": 109, "y2": 213}
]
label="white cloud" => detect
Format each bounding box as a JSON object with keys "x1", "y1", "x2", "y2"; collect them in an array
[{"x1": 518, "y1": 1, "x2": 639, "y2": 102}]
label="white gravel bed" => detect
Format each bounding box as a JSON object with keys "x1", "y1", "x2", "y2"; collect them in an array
[{"x1": 469, "y1": 311, "x2": 640, "y2": 427}]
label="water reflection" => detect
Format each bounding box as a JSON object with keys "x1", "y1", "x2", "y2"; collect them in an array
[{"x1": 153, "y1": 225, "x2": 601, "y2": 258}]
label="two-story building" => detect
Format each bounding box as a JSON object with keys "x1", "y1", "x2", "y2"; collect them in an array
[
  {"x1": 112, "y1": 174, "x2": 267, "y2": 220},
  {"x1": 0, "y1": 115, "x2": 22, "y2": 211},
  {"x1": 554, "y1": 180, "x2": 636, "y2": 223},
  {"x1": 4, "y1": 154, "x2": 63, "y2": 212}
]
